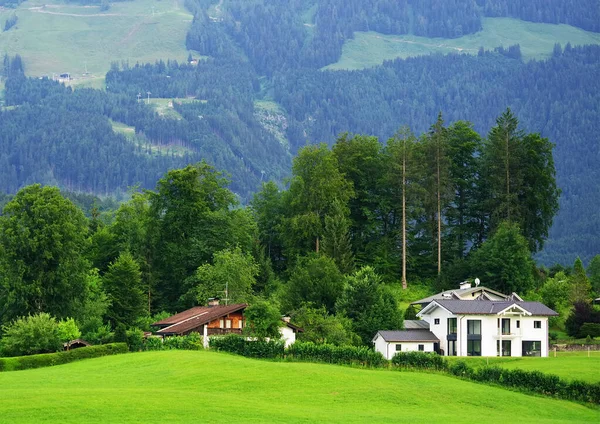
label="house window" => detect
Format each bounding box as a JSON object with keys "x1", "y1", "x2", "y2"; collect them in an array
[
  {"x1": 500, "y1": 318, "x2": 510, "y2": 335},
  {"x1": 516, "y1": 320, "x2": 520, "y2": 329},
  {"x1": 226, "y1": 319, "x2": 232, "y2": 329},
  {"x1": 534, "y1": 321, "x2": 542, "y2": 329},
  {"x1": 395, "y1": 344, "x2": 402, "y2": 352},
  {"x1": 447, "y1": 340, "x2": 457, "y2": 356},
  {"x1": 219, "y1": 319, "x2": 224, "y2": 328},
  {"x1": 448, "y1": 318, "x2": 457, "y2": 335},
  {"x1": 522, "y1": 341, "x2": 541, "y2": 357},
  {"x1": 467, "y1": 320, "x2": 481, "y2": 335},
  {"x1": 418, "y1": 344, "x2": 424, "y2": 351},
  {"x1": 496, "y1": 340, "x2": 511, "y2": 356},
  {"x1": 238, "y1": 320, "x2": 244, "y2": 329},
  {"x1": 434, "y1": 318, "x2": 440, "y2": 325},
  {"x1": 467, "y1": 339, "x2": 481, "y2": 356}
]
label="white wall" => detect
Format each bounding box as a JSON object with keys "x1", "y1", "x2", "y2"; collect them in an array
[
  {"x1": 280, "y1": 326, "x2": 296, "y2": 348},
  {"x1": 373, "y1": 335, "x2": 435, "y2": 360},
  {"x1": 421, "y1": 307, "x2": 451, "y2": 355}
]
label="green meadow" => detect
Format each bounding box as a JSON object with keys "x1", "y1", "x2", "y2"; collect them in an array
[
  {"x1": 0, "y1": 0, "x2": 192, "y2": 82},
  {"x1": 326, "y1": 17, "x2": 600, "y2": 70},
  {"x1": 0, "y1": 350, "x2": 597, "y2": 423}
]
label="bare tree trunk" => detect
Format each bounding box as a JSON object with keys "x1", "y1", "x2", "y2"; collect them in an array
[{"x1": 402, "y1": 139, "x2": 407, "y2": 290}]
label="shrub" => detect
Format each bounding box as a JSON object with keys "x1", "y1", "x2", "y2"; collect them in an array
[
  {"x1": 0, "y1": 343, "x2": 128, "y2": 372},
  {"x1": 210, "y1": 334, "x2": 284, "y2": 359},
  {"x1": 144, "y1": 337, "x2": 165, "y2": 351},
  {"x1": 126, "y1": 328, "x2": 145, "y2": 352},
  {"x1": 448, "y1": 360, "x2": 472, "y2": 377},
  {"x1": 580, "y1": 323, "x2": 600, "y2": 338},
  {"x1": 0, "y1": 313, "x2": 62, "y2": 357},
  {"x1": 391, "y1": 352, "x2": 447, "y2": 370},
  {"x1": 162, "y1": 334, "x2": 203, "y2": 351},
  {"x1": 286, "y1": 341, "x2": 387, "y2": 367}
]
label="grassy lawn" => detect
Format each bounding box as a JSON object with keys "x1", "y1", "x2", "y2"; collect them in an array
[
  {"x1": 0, "y1": 0, "x2": 192, "y2": 83},
  {"x1": 325, "y1": 17, "x2": 600, "y2": 70},
  {"x1": 0, "y1": 350, "x2": 597, "y2": 423},
  {"x1": 447, "y1": 351, "x2": 600, "y2": 383}
]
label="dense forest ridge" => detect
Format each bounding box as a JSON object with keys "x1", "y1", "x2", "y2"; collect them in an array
[{"x1": 1, "y1": 0, "x2": 599, "y2": 267}]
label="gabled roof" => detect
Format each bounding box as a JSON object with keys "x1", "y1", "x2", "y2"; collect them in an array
[
  {"x1": 418, "y1": 300, "x2": 558, "y2": 317},
  {"x1": 373, "y1": 330, "x2": 440, "y2": 343},
  {"x1": 403, "y1": 320, "x2": 430, "y2": 330},
  {"x1": 411, "y1": 286, "x2": 509, "y2": 306},
  {"x1": 154, "y1": 304, "x2": 248, "y2": 335}
]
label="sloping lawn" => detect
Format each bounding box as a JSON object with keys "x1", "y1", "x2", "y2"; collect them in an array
[{"x1": 0, "y1": 350, "x2": 597, "y2": 423}]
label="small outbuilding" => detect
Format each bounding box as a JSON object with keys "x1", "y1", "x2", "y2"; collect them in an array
[
  {"x1": 372, "y1": 330, "x2": 440, "y2": 360},
  {"x1": 63, "y1": 339, "x2": 92, "y2": 351}
]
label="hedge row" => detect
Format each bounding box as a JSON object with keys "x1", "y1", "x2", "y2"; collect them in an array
[
  {"x1": 129, "y1": 333, "x2": 204, "y2": 352},
  {"x1": 449, "y1": 361, "x2": 600, "y2": 404},
  {"x1": 286, "y1": 341, "x2": 387, "y2": 367},
  {"x1": 392, "y1": 351, "x2": 447, "y2": 370},
  {"x1": 209, "y1": 334, "x2": 284, "y2": 358},
  {"x1": 0, "y1": 343, "x2": 128, "y2": 372}
]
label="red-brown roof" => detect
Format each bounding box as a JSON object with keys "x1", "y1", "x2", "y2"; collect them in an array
[{"x1": 154, "y1": 304, "x2": 247, "y2": 335}]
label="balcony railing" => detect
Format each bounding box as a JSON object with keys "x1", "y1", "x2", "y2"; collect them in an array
[
  {"x1": 207, "y1": 328, "x2": 243, "y2": 336},
  {"x1": 494, "y1": 329, "x2": 521, "y2": 338}
]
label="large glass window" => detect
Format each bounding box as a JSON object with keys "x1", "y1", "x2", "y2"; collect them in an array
[
  {"x1": 467, "y1": 340, "x2": 481, "y2": 356},
  {"x1": 522, "y1": 341, "x2": 541, "y2": 357},
  {"x1": 496, "y1": 340, "x2": 511, "y2": 356},
  {"x1": 534, "y1": 321, "x2": 542, "y2": 329},
  {"x1": 448, "y1": 318, "x2": 457, "y2": 334},
  {"x1": 500, "y1": 318, "x2": 510, "y2": 335},
  {"x1": 467, "y1": 320, "x2": 481, "y2": 335},
  {"x1": 447, "y1": 340, "x2": 457, "y2": 356}
]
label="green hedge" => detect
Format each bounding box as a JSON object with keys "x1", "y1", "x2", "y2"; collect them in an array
[
  {"x1": 0, "y1": 343, "x2": 128, "y2": 372},
  {"x1": 209, "y1": 334, "x2": 284, "y2": 358},
  {"x1": 391, "y1": 351, "x2": 448, "y2": 370},
  {"x1": 286, "y1": 341, "x2": 387, "y2": 367}
]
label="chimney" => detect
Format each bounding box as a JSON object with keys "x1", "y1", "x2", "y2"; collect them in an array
[
  {"x1": 459, "y1": 281, "x2": 472, "y2": 290},
  {"x1": 208, "y1": 298, "x2": 220, "y2": 307}
]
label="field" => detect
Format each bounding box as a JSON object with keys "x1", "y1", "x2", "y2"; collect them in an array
[
  {"x1": 447, "y1": 350, "x2": 600, "y2": 383},
  {"x1": 326, "y1": 17, "x2": 600, "y2": 70},
  {"x1": 0, "y1": 0, "x2": 192, "y2": 84},
  {"x1": 0, "y1": 350, "x2": 598, "y2": 423}
]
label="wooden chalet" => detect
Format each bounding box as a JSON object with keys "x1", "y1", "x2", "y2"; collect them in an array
[{"x1": 153, "y1": 299, "x2": 247, "y2": 337}]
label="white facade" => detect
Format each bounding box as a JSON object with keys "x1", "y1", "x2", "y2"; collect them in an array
[
  {"x1": 372, "y1": 332, "x2": 437, "y2": 360},
  {"x1": 418, "y1": 302, "x2": 551, "y2": 357},
  {"x1": 279, "y1": 325, "x2": 297, "y2": 348}
]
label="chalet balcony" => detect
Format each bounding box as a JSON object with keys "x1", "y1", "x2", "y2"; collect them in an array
[
  {"x1": 493, "y1": 329, "x2": 522, "y2": 338},
  {"x1": 207, "y1": 328, "x2": 243, "y2": 336}
]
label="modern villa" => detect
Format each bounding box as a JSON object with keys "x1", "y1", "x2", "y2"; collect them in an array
[{"x1": 374, "y1": 282, "x2": 558, "y2": 358}]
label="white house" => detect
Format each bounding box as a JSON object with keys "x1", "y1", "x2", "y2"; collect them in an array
[
  {"x1": 414, "y1": 283, "x2": 558, "y2": 357},
  {"x1": 372, "y1": 330, "x2": 439, "y2": 360},
  {"x1": 373, "y1": 282, "x2": 558, "y2": 359}
]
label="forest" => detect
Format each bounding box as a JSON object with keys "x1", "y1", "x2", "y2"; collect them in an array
[
  {"x1": 0, "y1": 111, "x2": 598, "y2": 356},
  {"x1": 0, "y1": 0, "x2": 599, "y2": 266}
]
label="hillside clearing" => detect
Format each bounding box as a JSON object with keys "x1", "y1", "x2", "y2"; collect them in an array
[
  {"x1": 325, "y1": 17, "x2": 600, "y2": 70},
  {"x1": 0, "y1": 0, "x2": 192, "y2": 84},
  {"x1": 0, "y1": 350, "x2": 597, "y2": 423}
]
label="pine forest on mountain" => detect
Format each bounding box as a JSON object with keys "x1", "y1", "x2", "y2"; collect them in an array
[{"x1": 0, "y1": 0, "x2": 599, "y2": 267}]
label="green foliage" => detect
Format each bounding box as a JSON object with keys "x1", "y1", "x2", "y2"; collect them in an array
[
  {"x1": 0, "y1": 185, "x2": 90, "y2": 326},
  {"x1": 579, "y1": 323, "x2": 600, "y2": 338},
  {"x1": 160, "y1": 333, "x2": 204, "y2": 351},
  {"x1": 286, "y1": 341, "x2": 387, "y2": 367},
  {"x1": 470, "y1": 221, "x2": 535, "y2": 294},
  {"x1": 284, "y1": 255, "x2": 344, "y2": 314},
  {"x1": 0, "y1": 313, "x2": 62, "y2": 357},
  {"x1": 588, "y1": 255, "x2": 600, "y2": 295},
  {"x1": 125, "y1": 328, "x2": 145, "y2": 352},
  {"x1": 570, "y1": 257, "x2": 592, "y2": 302},
  {"x1": 403, "y1": 305, "x2": 418, "y2": 320},
  {"x1": 0, "y1": 343, "x2": 128, "y2": 372},
  {"x1": 182, "y1": 247, "x2": 258, "y2": 307},
  {"x1": 210, "y1": 334, "x2": 284, "y2": 358},
  {"x1": 243, "y1": 301, "x2": 282, "y2": 341},
  {"x1": 291, "y1": 305, "x2": 359, "y2": 346},
  {"x1": 566, "y1": 301, "x2": 600, "y2": 337},
  {"x1": 391, "y1": 352, "x2": 447, "y2": 370},
  {"x1": 57, "y1": 318, "x2": 81, "y2": 343},
  {"x1": 336, "y1": 266, "x2": 403, "y2": 345}
]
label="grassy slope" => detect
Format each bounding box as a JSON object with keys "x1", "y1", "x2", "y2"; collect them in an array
[
  {"x1": 0, "y1": 350, "x2": 598, "y2": 423},
  {"x1": 326, "y1": 17, "x2": 600, "y2": 70},
  {"x1": 0, "y1": 0, "x2": 192, "y2": 83}
]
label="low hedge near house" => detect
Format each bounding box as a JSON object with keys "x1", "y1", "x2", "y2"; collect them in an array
[
  {"x1": 0, "y1": 343, "x2": 128, "y2": 372},
  {"x1": 210, "y1": 334, "x2": 284, "y2": 358},
  {"x1": 391, "y1": 351, "x2": 448, "y2": 370},
  {"x1": 286, "y1": 341, "x2": 387, "y2": 368}
]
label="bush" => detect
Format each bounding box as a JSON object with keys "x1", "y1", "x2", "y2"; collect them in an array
[
  {"x1": 126, "y1": 328, "x2": 145, "y2": 352},
  {"x1": 162, "y1": 334, "x2": 203, "y2": 351},
  {"x1": 580, "y1": 323, "x2": 600, "y2": 338},
  {"x1": 0, "y1": 313, "x2": 62, "y2": 357},
  {"x1": 391, "y1": 352, "x2": 447, "y2": 370},
  {"x1": 448, "y1": 360, "x2": 472, "y2": 377},
  {"x1": 0, "y1": 343, "x2": 128, "y2": 372},
  {"x1": 286, "y1": 341, "x2": 387, "y2": 367},
  {"x1": 210, "y1": 334, "x2": 284, "y2": 359}
]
